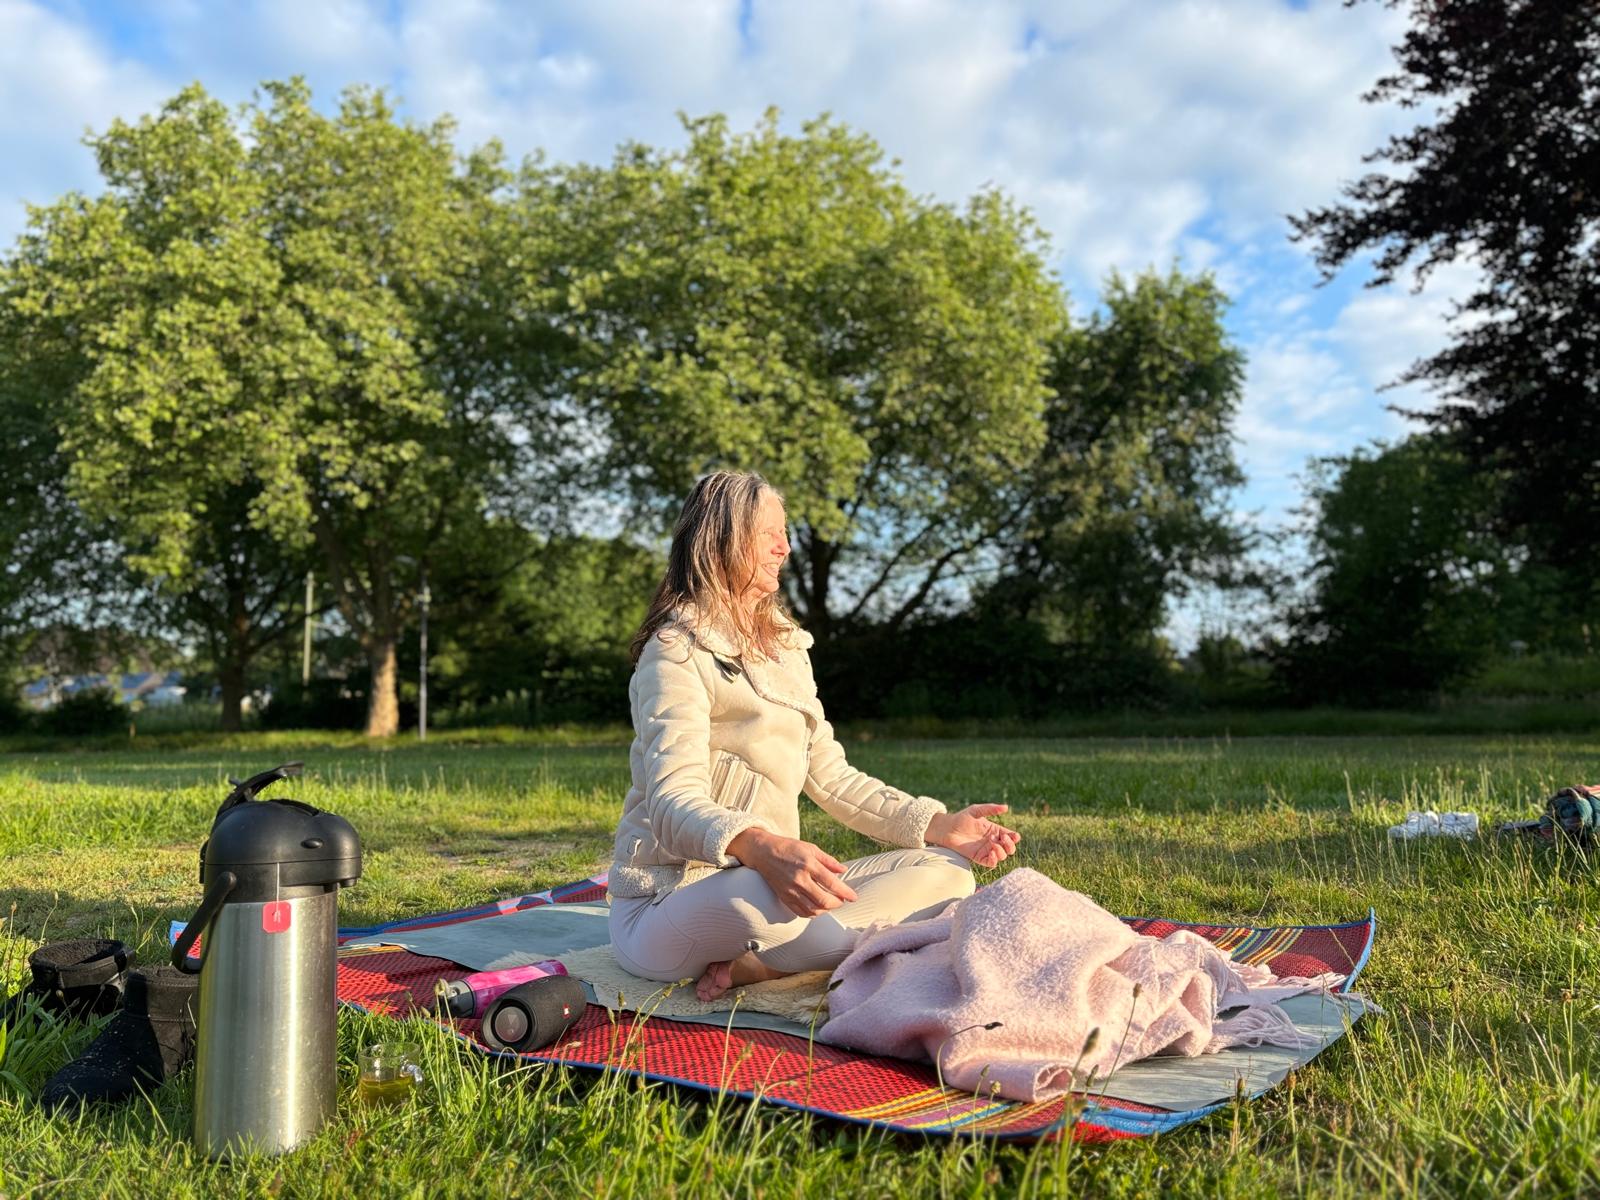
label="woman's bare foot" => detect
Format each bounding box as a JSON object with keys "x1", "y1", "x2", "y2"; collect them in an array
[{"x1": 695, "y1": 951, "x2": 792, "y2": 1001}]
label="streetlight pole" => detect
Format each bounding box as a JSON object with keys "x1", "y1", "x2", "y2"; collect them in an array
[
  {"x1": 418, "y1": 567, "x2": 430, "y2": 742},
  {"x1": 302, "y1": 571, "x2": 314, "y2": 686}
]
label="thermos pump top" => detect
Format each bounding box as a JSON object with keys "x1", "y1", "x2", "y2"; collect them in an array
[
  {"x1": 175, "y1": 765, "x2": 361, "y2": 913},
  {"x1": 171, "y1": 762, "x2": 362, "y2": 1159}
]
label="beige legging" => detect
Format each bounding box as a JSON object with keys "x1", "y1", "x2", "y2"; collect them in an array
[{"x1": 608, "y1": 845, "x2": 975, "y2": 981}]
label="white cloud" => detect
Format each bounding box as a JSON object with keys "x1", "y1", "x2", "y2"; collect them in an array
[
  {"x1": 537, "y1": 51, "x2": 597, "y2": 91},
  {"x1": 0, "y1": 0, "x2": 170, "y2": 244},
  {"x1": 905, "y1": 0, "x2": 1417, "y2": 296},
  {"x1": 552, "y1": 0, "x2": 743, "y2": 103},
  {"x1": 1249, "y1": 336, "x2": 1368, "y2": 425},
  {"x1": 147, "y1": 0, "x2": 402, "y2": 101},
  {"x1": 1329, "y1": 256, "x2": 1482, "y2": 420},
  {"x1": 1231, "y1": 320, "x2": 1381, "y2": 528}
]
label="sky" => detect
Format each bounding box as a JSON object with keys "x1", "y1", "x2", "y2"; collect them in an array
[{"x1": 0, "y1": 0, "x2": 1470, "y2": 642}]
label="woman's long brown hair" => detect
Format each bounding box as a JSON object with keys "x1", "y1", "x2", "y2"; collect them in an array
[{"x1": 629, "y1": 470, "x2": 799, "y2": 665}]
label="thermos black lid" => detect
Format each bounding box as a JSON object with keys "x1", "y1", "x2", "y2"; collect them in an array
[{"x1": 198, "y1": 764, "x2": 362, "y2": 900}]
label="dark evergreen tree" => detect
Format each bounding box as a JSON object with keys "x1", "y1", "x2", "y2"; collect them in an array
[{"x1": 1291, "y1": 1, "x2": 1600, "y2": 597}]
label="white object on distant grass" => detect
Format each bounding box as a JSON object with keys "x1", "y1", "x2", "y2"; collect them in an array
[{"x1": 1387, "y1": 810, "x2": 1479, "y2": 840}]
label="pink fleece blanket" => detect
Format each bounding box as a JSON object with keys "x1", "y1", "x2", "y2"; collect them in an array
[{"x1": 818, "y1": 868, "x2": 1339, "y2": 1103}]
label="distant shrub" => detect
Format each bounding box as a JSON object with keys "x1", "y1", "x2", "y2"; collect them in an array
[
  {"x1": 1174, "y1": 634, "x2": 1283, "y2": 709},
  {"x1": 257, "y1": 679, "x2": 366, "y2": 730},
  {"x1": 531, "y1": 652, "x2": 632, "y2": 725},
  {"x1": 40, "y1": 687, "x2": 124, "y2": 736},
  {"x1": 882, "y1": 680, "x2": 934, "y2": 720},
  {"x1": 130, "y1": 700, "x2": 227, "y2": 735},
  {"x1": 819, "y1": 612, "x2": 1101, "y2": 720},
  {"x1": 432, "y1": 691, "x2": 535, "y2": 730},
  {"x1": 0, "y1": 686, "x2": 33, "y2": 734},
  {"x1": 1466, "y1": 653, "x2": 1600, "y2": 699}
]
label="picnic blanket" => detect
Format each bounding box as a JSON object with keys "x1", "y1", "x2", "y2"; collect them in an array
[
  {"x1": 330, "y1": 874, "x2": 1377, "y2": 1142},
  {"x1": 341, "y1": 904, "x2": 838, "y2": 1032}
]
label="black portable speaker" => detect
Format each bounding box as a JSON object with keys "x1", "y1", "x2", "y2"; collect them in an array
[{"x1": 479, "y1": 975, "x2": 587, "y2": 1053}]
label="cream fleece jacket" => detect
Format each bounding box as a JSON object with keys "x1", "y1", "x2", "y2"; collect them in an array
[{"x1": 607, "y1": 605, "x2": 947, "y2": 900}]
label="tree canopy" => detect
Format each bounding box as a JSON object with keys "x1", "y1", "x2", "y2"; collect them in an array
[
  {"x1": 980, "y1": 267, "x2": 1249, "y2": 704},
  {"x1": 4, "y1": 79, "x2": 563, "y2": 734},
  {"x1": 1277, "y1": 434, "x2": 1513, "y2": 703},
  {"x1": 537, "y1": 111, "x2": 1067, "y2": 636},
  {"x1": 1, "y1": 83, "x2": 1275, "y2": 727},
  {"x1": 1291, "y1": 0, "x2": 1600, "y2": 589}
]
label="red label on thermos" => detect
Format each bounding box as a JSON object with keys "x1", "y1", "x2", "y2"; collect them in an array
[{"x1": 262, "y1": 901, "x2": 291, "y2": 933}]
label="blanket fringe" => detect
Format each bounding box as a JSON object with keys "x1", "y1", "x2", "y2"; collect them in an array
[{"x1": 1209, "y1": 1002, "x2": 1322, "y2": 1052}]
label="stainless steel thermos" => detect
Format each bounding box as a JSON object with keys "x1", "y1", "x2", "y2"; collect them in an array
[{"x1": 171, "y1": 762, "x2": 361, "y2": 1159}]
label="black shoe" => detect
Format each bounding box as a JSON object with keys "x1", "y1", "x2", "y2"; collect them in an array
[
  {"x1": 38, "y1": 965, "x2": 199, "y2": 1111},
  {"x1": 1, "y1": 938, "x2": 133, "y2": 1026}
]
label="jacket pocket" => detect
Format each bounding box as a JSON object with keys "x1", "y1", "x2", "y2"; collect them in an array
[{"x1": 710, "y1": 750, "x2": 761, "y2": 813}]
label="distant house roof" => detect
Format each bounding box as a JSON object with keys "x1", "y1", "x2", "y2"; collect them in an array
[
  {"x1": 22, "y1": 672, "x2": 190, "y2": 709},
  {"x1": 120, "y1": 672, "x2": 170, "y2": 698}
]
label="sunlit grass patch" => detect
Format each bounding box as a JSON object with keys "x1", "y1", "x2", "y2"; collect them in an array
[{"x1": 2, "y1": 733, "x2": 1598, "y2": 1197}]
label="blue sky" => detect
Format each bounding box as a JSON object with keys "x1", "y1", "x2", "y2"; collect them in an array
[{"x1": 0, "y1": 0, "x2": 1473, "y2": 641}]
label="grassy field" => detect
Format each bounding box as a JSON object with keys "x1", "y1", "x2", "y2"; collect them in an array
[{"x1": 2, "y1": 729, "x2": 1598, "y2": 1198}]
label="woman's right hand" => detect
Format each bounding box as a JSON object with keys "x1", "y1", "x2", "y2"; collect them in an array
[{"x1": 727, "y1": 828, "x2": 859, "y2": 918}]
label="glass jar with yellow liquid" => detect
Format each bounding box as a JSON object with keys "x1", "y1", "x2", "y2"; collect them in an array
[{"x1": 357, "y1": 1041, "x2": 423, "y2": 1107}]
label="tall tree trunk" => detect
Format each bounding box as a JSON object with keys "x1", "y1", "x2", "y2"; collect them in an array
[
  {"x1": 314, "y1": 511, "x2": 403, "y2": 738},
  {"x1": 365, "y1": 634, "x2": 400, "y2": 737},
  {"x1": 804, "y1": 527, "x2": 836, "y2": 639},
  {"x1": 217, "y1": 573, "x2": 252, "y2": 732},
  {"x1": 218, "y1": 660, "x2": 246, "y2": 732},
  {"x1": 364, "y1": 550, "x2": 402, "y2": 737}
]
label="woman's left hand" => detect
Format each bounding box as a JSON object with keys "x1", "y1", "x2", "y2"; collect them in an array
[{"x1": 926, "y1": 804, "x2": 1021, "y2": 869}]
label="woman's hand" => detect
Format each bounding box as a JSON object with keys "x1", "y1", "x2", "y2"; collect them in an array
[
  {"x1": 925, "y1": 804, "x2": 1021, "y2": 869},
  {"x1": 727, "y1": 828, "x2": 859, "y2": 919}
]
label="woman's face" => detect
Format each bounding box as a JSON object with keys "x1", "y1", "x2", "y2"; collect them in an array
[{"x1": 745, "y1": 491, "x2": 790, "y2": 600}]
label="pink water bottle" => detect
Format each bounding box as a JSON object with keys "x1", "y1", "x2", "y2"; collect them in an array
[{"x1": 433, "y1": 961, "x2": 567, "y2": 1018}]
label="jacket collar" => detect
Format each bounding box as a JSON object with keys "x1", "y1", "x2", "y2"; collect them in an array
[
  {"x1": 668, "y1": 602, "x2": 821, "y2": 723},
  {"x1": 668, "y1": 602, "x2": 815, "y2": 659}
]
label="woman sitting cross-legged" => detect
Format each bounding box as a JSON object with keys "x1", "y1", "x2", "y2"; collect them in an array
[{"x1": 608, "y1": 469, "x2": 1021, "y2": 1001}]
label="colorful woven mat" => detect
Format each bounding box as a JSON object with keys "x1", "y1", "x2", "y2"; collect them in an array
[{"x1": 334, "y1": 875, "x2": 1376, "y2": 1143}]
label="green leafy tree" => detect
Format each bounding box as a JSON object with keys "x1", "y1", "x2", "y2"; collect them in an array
[
  {"x1": 150, "y1": 486, "x2": 321, "y2": 730},
  {"x1": 534, "y1": 111, "x2": 1066, "y2": 636},
  {"x1": 425, "y1": 526, "x2": 663, "y2": 725},
  {"x1": 2, "y1": 306, "x2": 311, "y2": 729},
  {"x1": 982, "y1": 267, "x2": 1250, "y2": 703},
  {"x1": 0, "y1": 266, "x2": 152, "y2": 683},
  {"x1": 6, "y1": 79, "x2": 565, "y2": 735},
  {"x1": 2, "y1": 289, "x2": 312, "y2": 729},
  {"x1": 1277, "y1": 434, "x2": 1508, "y2": 703},
  {"x1": 1291, "y1": 1, "x2": 1600, "y2": 599}
]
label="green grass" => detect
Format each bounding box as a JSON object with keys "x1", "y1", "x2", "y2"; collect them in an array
[{"x1": 2, "y1": 730, "x2": 1599, "y2": 1197}]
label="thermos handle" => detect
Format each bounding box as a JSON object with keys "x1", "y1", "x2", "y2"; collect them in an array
[
  {"x1": 219, "y1": 761, "x2": 303, "y2": 814},
  {"x1": 171, "y1": 870, "x2": 238, "y2": 974}
]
